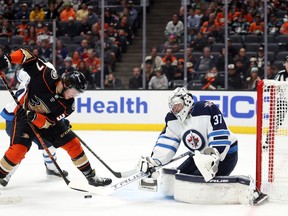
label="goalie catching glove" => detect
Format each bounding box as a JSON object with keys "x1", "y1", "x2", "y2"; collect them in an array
[{"x1": 193, "y1": 147, "x2": 220, "y2": 182}]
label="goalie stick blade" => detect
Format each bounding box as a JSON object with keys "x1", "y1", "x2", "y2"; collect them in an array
[{"x1": 0, "y1": 196, "x2": 23, "y2": 205}]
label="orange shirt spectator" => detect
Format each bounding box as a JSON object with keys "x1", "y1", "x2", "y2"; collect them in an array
[
  {"x1": 15, "y1": 21, "x2": 29, "y2": 37},
  {"x1": 84, "y1": 49, "x2": 101, "y2": 73},
  {"x1": 60, "y1": 3, "x2": 76, "y2": 21},
  {"x1": 280, "y1": 18, "x2": 288, "y2": 35},
  {"x1": 249, "y1": 14, "x2": 264, "y2": 34},
  {"x1": 162, "y1": 48, "x2": 178, "y2": 66},
  {"x1": 200, "y1": 14, "x2": 219, "y2": 36},
  {"x1": 215, "y1": 11, "x2": 233, "y2": 27}
]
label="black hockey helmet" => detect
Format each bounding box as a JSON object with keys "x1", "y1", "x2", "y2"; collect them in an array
[
  {"x1": 61, "y1": 70, "x2": 87, "y2": 93},
  {"x1": 285, "y1": 55, "x2": 288, "y2": 63}
]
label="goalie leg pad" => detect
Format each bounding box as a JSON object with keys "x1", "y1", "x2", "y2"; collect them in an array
[
  {"x1": 173, "y1": 174, "x2": 267, "y2": 205},
  {"x1": 160, "y1": 168, "x2": 179, "y2": 196}
]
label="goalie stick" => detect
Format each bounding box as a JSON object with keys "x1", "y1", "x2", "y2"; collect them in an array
[
  {"x1": 72, "y1": 132, "x2": 136, "y2": 178},
  {"x1": 78, "y1": 151, "x2": 193, "y2": 196}
]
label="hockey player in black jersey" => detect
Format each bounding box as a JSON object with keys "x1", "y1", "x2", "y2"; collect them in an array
[{"x1": 0, "y1": 48, "x2": 112, "y2": 187}]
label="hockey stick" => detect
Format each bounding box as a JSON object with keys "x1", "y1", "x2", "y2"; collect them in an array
[
  {"x1": 82, "y1": 151, "x2": 193, "y2": 195},
  {"x1": 72, "y1": 132, "x2": 137, "y2": 178},
  {"x1": 0, "y1": 74, "x2": 91, "y2": 193}
]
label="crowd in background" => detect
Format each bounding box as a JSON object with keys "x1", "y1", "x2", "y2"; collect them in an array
[
  {"x1": 0, "y1": 0, "x2": 288, "y2": 90},
  {"x1": 132, "y1": 0, "x2": 288, "y2": 91}
]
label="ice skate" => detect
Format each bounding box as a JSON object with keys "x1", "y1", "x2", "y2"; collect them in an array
[
  {"x1": 86, "y1": 169, "x2": 112, "y2": 187},
  {"x1": 45, "y1": 164, "x2": 69, "y2": 177}
]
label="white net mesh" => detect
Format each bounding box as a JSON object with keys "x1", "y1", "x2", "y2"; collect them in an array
[{"x1": 258, "y1": 79, "x2": 288, "y2": 202}]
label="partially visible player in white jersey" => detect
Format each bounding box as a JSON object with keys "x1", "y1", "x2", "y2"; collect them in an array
[
  {"x1": 0, "y1": 69, "x2": 68, "y2": 187},
  {"x1": 274, "y1": 56, "x2": 288, "y2": 81},
  {"x1": 137, "y1": 87, "x2": 238, "y2": 182}
]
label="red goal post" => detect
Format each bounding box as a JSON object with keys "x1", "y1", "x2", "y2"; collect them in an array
[{"x1": 256, "y1": 79, "x2": 288, "y2": 202}]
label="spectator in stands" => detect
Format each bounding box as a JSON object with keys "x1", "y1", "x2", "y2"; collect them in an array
[
  {"x1": 60, "y1": 1, "x2": 76, "y2": 21},
  {"x1": 38, "y1": 39, "x2": 52, "y2": 62},
  {"x1": 45, "y1": 2, "x2": 60, "y2": 20},
  {"x1": 267, "y1": 64, "x2": 277, "y2": 80},
  {"x1": 0, "y1": 18, "x2": 13, "y2": 39},
  {"x1": 76, "y1": 2, "x2": 88, "y2": 22},
  {"x1": 194, "y1": 46, "x2": 215, "y2": 72},
  {"x1": 56, "y1": 39, "x2": 68, "y2": 61},
  {"x1": 104, "y1": 72, "x2": 124, "y2": 90},
  {"x1": 148, "y1": 67, "x2": 169, "y2": 90},
  {"x1": 142, "y1": 59, "x2": 155, "y2": 89},
  {"x1": 230, "y1": 13, "x2": 250, "y2": 36},
  {"x1": 234, "y1": 47, "x2": 249, "y2": 68},
  {"x1": 164, "y1": 13, "x2": 184, "y2": 43},
  {"x1": 201, "y1": 66, "x2": 224, "y2": 90},
  {"x1": 200, "y1": 13, "x2": 220, "y2": 42},
  {"x1": 37, "y1": 23, "x2": 53, "y2": 45},
  {"x1": 215, "y1": 6, "x2": 233, "y2": 28},
  {"x1": 161, "y1": 57, "x2": 176, "y2": 83},
  {"x1": 163, "y1": 34, "x2": 180, "y2": 53},
  {"x1": 267, "y1": 13, "x2": 283, "y2": 35},
  {"x1": 87, "y1": 6, "x2": 99, "y2": 27},
  {"x1": 29, "y1": 4, "x2": 45, "y2": 22},
  {"x1": 24, "y1": 26, "x2": 37, "y2": 45},
  {"x1": 189, "y1": 31, "x2": 207, "y2": 52},
  {"x1": 95, "y1": 30, "x2": 117, "y2": 71},
  {"x1": 129, "y1": 66, "x2": 143, "y2": 89},
  {"x1": 216, "y1": 48, "x2": 234, "y2": 72},
  {"x1": 77, "y1": 39, "x2": 90, "y2": 59},
  {"x1": 63, "y1": 17, "x2": 79, "y2": 38},
  {"x1": 79, "y1": 17, "x2": 91, "y2": 36},
  {"x1": 177, "y1": 6, "x2": 185, "y2": 23},
  {"x1": 35, "y1": 21, "x2": 46, "y2": 37},
  {"x1": 14, "y1": 19, "x2": 29, "y2": 37},
  {"x1": 187, "y1": 8, "x2": 201, "y2": 28},
  {"x1": 234, "y1": 57, "x2": 246, "y2": 80},
  {"x1": 58, "y1": 56, "x2": 75, "y2": 77},
  {"x1": 144, "y1": 47, "x2": 163, "y2": 71},
  {"x1": 228, "y1": 63, "x2": 243, "y2": 90},
  {"x1": 104, "y1": 7, "x2": 118, "y2": 26},
  {"x1": 127, "y1": 0, "x2": 139, "y2": 35},
  {"x1": 244, "y1": 67, "x2": 261, "y2": 90},
  {"x1": 77, "y1": 60, "x2": 93, "y2": 89},
  {"x1": 15, "y1": 3, "x2": 30, "y2": 20},
  {"x1": 187, "y1": 62, "x2": 200, "y2": 83},
  {"x1": 255, "y1": 46, "x2": 265, "y2": 73},
  {"x1": 84, "y1": 49, "x2": 102, "y2": 87},
  {"x1": 279, "y1": 16, "x2": 288, "y2": 35},
  {"x1": 71, "y1": 50, "x2": 82, "y2": 69},
  {"x1": 249, "y1": 14, "x2": 264, "y2": 35},
  {"x1": 162, "y1": 48, "x2": 178, "y2": 67},
  {"x1": 115, "y1": 15, "x2": 133, "y2": 45},
  {"x1": 173, "y1": 59, "x2": 184, "y2": 81},
  {"x1": 185, "y1": 47, "x2": 197, "y2": 66}
]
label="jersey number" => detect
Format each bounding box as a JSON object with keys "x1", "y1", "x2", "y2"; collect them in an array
[{"x1": 213, "y1": 114, "x2": 223, "y2": 125}]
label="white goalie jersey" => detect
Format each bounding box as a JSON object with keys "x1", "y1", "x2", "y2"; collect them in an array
[{"x1": 151, "y1": 101, "x2": 238, "y2": 165}]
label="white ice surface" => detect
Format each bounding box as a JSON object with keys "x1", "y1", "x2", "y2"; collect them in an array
[{"x1": 0, "y1": 130, "x2": 287, "y2": 216}]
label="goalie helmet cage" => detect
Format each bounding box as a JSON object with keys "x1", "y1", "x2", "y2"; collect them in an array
[{"x1": 256, "y1": 79, "x2": 288, "y2": 202}]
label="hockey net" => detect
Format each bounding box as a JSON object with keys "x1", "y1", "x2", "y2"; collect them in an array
[{"x1": 256, "y1": 79, "x2": 288, "y2": 202}]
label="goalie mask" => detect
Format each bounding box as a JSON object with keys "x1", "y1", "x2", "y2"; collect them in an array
[{"x1": 168, "y1": 87, "x2": 194, "y2": 122}]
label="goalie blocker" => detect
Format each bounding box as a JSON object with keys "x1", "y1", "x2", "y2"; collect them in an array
[{"x1": 160, "y1": 168, "x2": 268, "y2": 205}]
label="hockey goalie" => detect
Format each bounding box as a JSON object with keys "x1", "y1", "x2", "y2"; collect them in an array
[{"x1": 136, "y1": 87, "x2": 267, "y2": 205}]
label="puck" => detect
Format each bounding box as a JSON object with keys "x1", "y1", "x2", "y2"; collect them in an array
[{"x1": 84, "y1": 195, "x2": 92, "y2": 199}]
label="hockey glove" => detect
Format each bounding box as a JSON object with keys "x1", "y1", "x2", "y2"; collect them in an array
[
  {"x1": 0, "y1": 54, "x2": 11, "y2": 71},
  {"x1": 136, "y1": 156, "x2": 160, "y2": 180},
  {"x1": 16, "y1": 108, "x2": 37, "y2": 122},
  {"x1": 193, "y1": 147, "x2": 220, "y2": 182}
]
